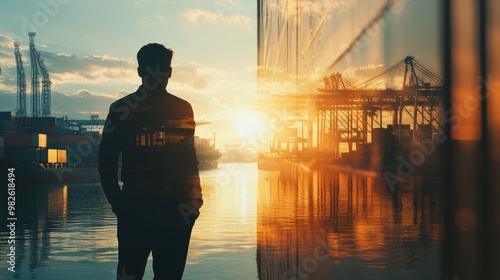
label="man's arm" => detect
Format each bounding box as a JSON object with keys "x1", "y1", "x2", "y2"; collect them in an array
[
  {"x1": 98, "y1": 104, "x2": 122, "y2": 214},
  {"x1": 179, "y1": 103, "x2": 203, "y2": 216}
]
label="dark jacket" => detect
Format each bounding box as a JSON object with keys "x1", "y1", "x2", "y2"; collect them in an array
[{"x1": 98, "y1": 86, "x2": 202, "y2": 217}]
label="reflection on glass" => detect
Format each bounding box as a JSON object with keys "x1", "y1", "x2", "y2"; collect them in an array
[{"x1": 257, "y1": 166, "x2": 443, "y2": 279}]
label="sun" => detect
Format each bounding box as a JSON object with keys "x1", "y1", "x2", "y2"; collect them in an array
[{"x1": 235, "y1": 112, "x2": 266, "y2": 138}]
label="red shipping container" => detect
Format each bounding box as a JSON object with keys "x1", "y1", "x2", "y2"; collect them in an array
[
  {"x1": 58, "y1": 134, "x2": 95, "y2": 145},
  {"x1": 32, "y1": 126, "x2": 58, "y2": 135},
  {"x1": 4, "y1": 133, "x2": 32, "y2": 147},
  {"x1": 15, "y1": 117, "x2": 31, "y2": 126},
  {"x1": 0, "y1": 136, "x2": 3, "y2": 159},
  {"x1": 47, "y1": 135, "x2": 60, "y2": 145},
  {"x1": 4, "y1": 133, "x2": 47, "y2": 148},
  {"x1": 4, "y1": 147, "x2": 37, "y2": 162}
]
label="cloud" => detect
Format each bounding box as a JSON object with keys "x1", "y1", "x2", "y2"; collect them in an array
[
  {"x1": 34, "y1": 51, "x2": 137, "y2": 85},
  {"x1": 0, "y1": 44, "x2": 16, "y2": 91},
  {"x1": 41, "y1": 52, "x2": 134, "y2": 74},
  {"x1": 171, "y1": 62, "x2": 222, "y2": 91},
  {"x1": 166, "y1": 61, "x2": 257, "y2": 121},
  {"x1": 0, "y1": 31, "x2": 257, "y2": 132},
  {"x1": 341, "y1": 64, "x2": 405, "y2": 89},
  {"x1": 0, "y1": 50, "x2": 11, "y2": 59},
  {"x1": 0, "y1": 34, "x2": 14, "y2": 49},
  {"x1": 50, "y1": 90, "x2": 116, "y2": 118},
  {"x1": 267, "y1": 0, "x2": 352, "y2": 18},
  {"x1": 299, "y1": 0, "x2": 352, "y2": 15},
  {"x1": 181, "y1": 8, "x2": 251, "y2": 26},
  {"x1": 0, "y1": 36, "x2": 15, "y2": 68},
  {"x1": 214, "y1": 0, "x2": 236, "y2": 4},
  {"x1": 0, "y1": 88, "x2": 121, "y2": 118}
]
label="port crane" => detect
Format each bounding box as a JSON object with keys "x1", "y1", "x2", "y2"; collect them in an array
[
  {"x1": 28, "y1": 32, "x2": 52, "y2": 117},
  {"x1": 263, "y1": 56, "x2": 444, "y2": 158},
  {"x1": 14, "y1": 42, "x2": 27, "y2": 117}
]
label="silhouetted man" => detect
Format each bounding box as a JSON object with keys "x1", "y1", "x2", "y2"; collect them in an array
[{"x1": 99, "y1": 43, "x2": 203, "y2": 280}]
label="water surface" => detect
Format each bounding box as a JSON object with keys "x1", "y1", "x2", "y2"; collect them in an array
[{"x1": 0, "y1": 163, "x2": 442, "y2": 279}]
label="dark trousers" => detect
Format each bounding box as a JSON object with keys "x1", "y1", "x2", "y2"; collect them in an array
[{"x1": 116, "y1": 202, "x2": 195, "y2": 280}]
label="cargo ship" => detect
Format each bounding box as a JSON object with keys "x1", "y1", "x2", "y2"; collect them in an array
[
  {"x1": 194, "y1": 136, "x2": 221, "y2": 169},
  {"x1": 219, "y1": 144, "x2": 258, "y2": 163},
  {"x1": 0, "y1": 112, "x2": 221, "y2": 183}
]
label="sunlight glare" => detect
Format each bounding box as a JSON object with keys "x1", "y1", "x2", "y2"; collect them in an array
[{"x1": 236, "y1": 112, "x2": 266, "y2": 139}]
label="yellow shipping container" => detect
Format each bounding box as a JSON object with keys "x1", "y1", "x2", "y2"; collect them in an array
[
  {"x1": 32, "y1": 133, "x2": 47, "y2": 148},
  {"x1": 57, "y1": 149, "x2": 67, "y2": 163},
  {"x1": 47, "y1": 149, "x2": 57, "y2": 163},
  {"x1": 39, "y1": 148, "x2": 58, "y2": 163}
]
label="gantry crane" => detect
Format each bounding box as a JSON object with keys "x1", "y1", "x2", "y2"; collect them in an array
[
  {"x1": 38, "y1": 51, "x2": 52, "y2": 117},
  {"x1": 29, "y1": 33, "x2": 41, "y2": 117},
  {"x1": 14, "y1": 42, "x2": 27, "y2": 117},
  {"x1": 28, "y1": 32, "x2": 52, "y2": 117}
]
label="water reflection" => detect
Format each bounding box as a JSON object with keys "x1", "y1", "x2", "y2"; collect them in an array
[
  {"x1": 0, "y1": 163, "x2": 442, "y2": 279},
  {"x1": 0, "y1": 164, "x2": 259, "y2": 280},
  {"x1": 0, "y1": 183, "x2": 117, "y2": 279},
  {"x1": 257, "y1": 164, "x2": 443, "y2": 279}
]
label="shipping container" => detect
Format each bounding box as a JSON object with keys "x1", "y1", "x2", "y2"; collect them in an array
[
  {"x1": 47, "y1": 134, "x2": 59, "y2": 145},
  {"x1": 0, "y1": 120, "x2": 17, "y2": 132},
  {"x1": 31, "y1": 117, "x2": 56, "y2": 126},
  {"x1": 356, "y1": 143, "x2": 371, "y2": 158},
  {"x1": 57, "y1": 149, "x2": 67, "y2": 163},
  {"x1": 31, "y1": 126, "x2": 58, "y2": 135},
  {"x1": 63, "y1": 144, "x2": 99, "y2": 163},
  {"x1": 36, "y1": 134, "x2": 47, "y2": 148},
  {"x1": 49, "y1": 149, "x2": 58, "y2": 163},
  {"x1": 14, "y1": 117, "x2": 31, "y2": 126},
  {"x1": 0, "y1": 136, "x2": 3, "y2": 159},
  {"x1": 0, "y1": 112, "x2": 15, "y2": 122},
  {"x1": 416, "y1": 124, "x2": 433, "y2": 142},
  {"x1": 371, "y1": 128, "x2": 387, "y2": 144},
  {"x1": 15, "y1": 117, "x2": 56, "y2": 127},
  {"x1": 371, "y1": 127, "x2": 397, "y2": 158},
  {"x1": 39, "y1": 148, "x2": 58, "y2": 163},
  {"x1": 389, "y1": 124, "x2": 411, "y2": 146},
  {"x1": 4, "y1": 147, "x2": 38, "y2": 163},
  {"x1": 3, "y1": 133, "x2": 47, "y2": 148},
  {"x1": 57, "y1": 134, "x2": 95, "y2": 145},
  {"x1": 4, "y1": 133, "x2": 32, "y2": 147}
]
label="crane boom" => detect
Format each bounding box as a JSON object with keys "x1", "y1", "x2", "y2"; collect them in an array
[
  {"x1": 14, "y1": 42, "x2": 27, "y2": 117},
  {"x1": 29, "y1": 32, "x2": 41, "y2": 117},
  {"x1": 37, "y1": 51, "x2": 52, "y2": 116}
]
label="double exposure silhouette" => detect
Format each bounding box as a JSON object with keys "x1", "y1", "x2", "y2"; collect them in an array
[{"x1": 99, "y1": 43, "x2": 203, "y2": 280}]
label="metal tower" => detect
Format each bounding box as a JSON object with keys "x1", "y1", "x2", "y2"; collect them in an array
[
  {"x1": 403, "y1": 56, "x2": 420, "y2": 88},
  {"x1": 29, "y1": 32, "x2": 40, "y2": 117},
  {"x1": 37, "y1": 51, "x2": 52, "y2": 116},
  {"x1": 14, "y1": 42, "x2": 27, "y2": 117}
]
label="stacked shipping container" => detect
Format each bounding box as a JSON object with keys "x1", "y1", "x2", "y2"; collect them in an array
[
  {"x1": 2, "y1": 132, "x2": 66, "y2": 164},
  {"x1": 47, "y1": 133, "x2": 99, "y2": 164},
  {"x1": 4, "y1": 133, "x2": 47, "y2": 148},
  {"x1": 0, "y1": 136, "x2": 4, "y2": 159}
]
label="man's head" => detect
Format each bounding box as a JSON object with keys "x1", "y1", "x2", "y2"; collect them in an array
[{"x1": 137, "y1": 43, "x2": 173, "y2": 89}]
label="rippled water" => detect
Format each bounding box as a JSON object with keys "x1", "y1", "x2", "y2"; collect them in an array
[{"x1": 0, "y1": 163, "x2": 443, "y2": 279}]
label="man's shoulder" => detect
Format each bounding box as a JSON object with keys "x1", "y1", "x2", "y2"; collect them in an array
[
  {"x1": 168, "y1": 93, "x2": 192, "y2": 108},
  {"x1": 108, "y1": 90, "x2": 150, "y2": 111},
  {"x1": 107, "y1": 93, "x2": 130, "y2": 110},
  {"x1": 108, "y1": 89, "x2": 193, "y2": 113}
]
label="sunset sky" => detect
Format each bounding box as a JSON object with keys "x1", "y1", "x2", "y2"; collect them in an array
[
  {"x1": 0, "y1": 0, "x2": 258, "y2": 146},
  {"x1": 0, "y1": 0, "x2": 443, "y2": 147}
]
